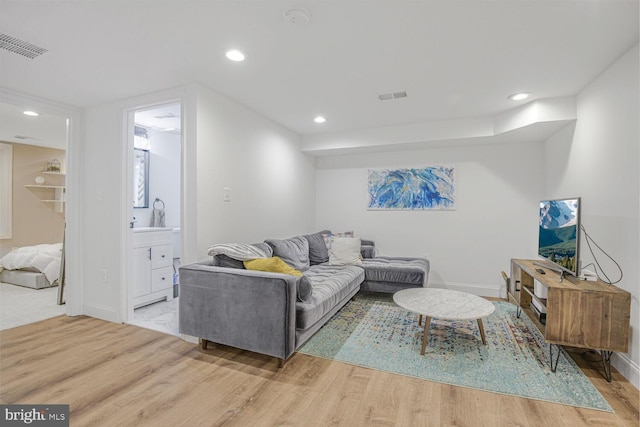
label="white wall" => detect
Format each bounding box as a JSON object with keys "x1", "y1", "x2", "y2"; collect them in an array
[
  {"x1": 133, "y1": 128, "x2": 181, "y2": 229},
  {"x1": 316, "y1": 141, "x2": 545, "y2": 297},
  {"x1": 82, "y1": 102, "x2": 123, "y2": 321},
  {"x1": 544, "y1": 45, "x2": 639, "y2": 388},
  {"x1": 80, "y1": 84, "x2": 316, "y2": 322},
  {"x1": 195, "y1": 86, "x2": 316, "y2": 257}
]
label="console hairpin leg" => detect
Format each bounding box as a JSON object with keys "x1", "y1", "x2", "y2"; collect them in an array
[
  {"x1": 600, "y1": 350, "x2": 613, "y2": 382},
  {"x1": 549, "y1": 344, "x2": 561, "y2": 372},
  {"x1": 514, "y1": 280, "x2": 521, "y2": 318}
]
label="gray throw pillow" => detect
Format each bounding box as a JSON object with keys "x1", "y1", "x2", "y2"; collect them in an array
[
  {"x1": 304, "y1": 230, "x2": 331, "y2": 265},
  {"x1": 214, "y1": 254, "x2": 245, "y2": 269},
  {"x1": 297, "y1": 276, "x2": 313, "y2": 302},
  {"x1": 212, "y1": 243, "x2": 273, "y2": 269},
  {"x1": 265, "y1": 236, "x2": 310, "y2": 271}
]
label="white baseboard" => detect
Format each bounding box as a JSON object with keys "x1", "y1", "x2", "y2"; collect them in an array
[
  {"x1": 180, "y1": 333, "x2": 198, "y2": 344},
  {"x1": 82, "y1": 302, "x2": 120, "y2": 323},
  {"x1": 428, "y1": 281, "x2": 503, "y2": 298},
  {"x1": 612, "y1": 352, "x2": 640, "y2": 390}
]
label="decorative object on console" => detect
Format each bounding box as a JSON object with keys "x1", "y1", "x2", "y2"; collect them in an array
[
  {"x1": 34, "y1": 175, "x2": 45, "y2": 185},
  {"x1": 367, "y1": 166, "x2": 455, "y2": 210}
]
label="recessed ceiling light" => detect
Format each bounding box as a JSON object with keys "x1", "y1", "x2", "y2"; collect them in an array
[
  {"x1": 314, "y1": 116, "x2": 326, "y2": 124},
  {"x1": 508, "y1": 93, "x2": 530, "y2": 101},
  {"x1": 225, "y1": 49, "x2": 246, "y2": 62},
  {"x1": 23, "y1": 110, "x2": 39, "y2": 116}
]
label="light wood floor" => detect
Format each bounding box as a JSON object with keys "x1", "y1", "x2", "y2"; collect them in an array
[{"x1": 1, "y1": 315, "x2": 638, "y2": 427}]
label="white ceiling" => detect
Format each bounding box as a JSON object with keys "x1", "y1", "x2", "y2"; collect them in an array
[
  {"x1": 134, "y1": 103, "x2": 181, "y2": 134},
  {"x1": 0, "y1": 1, "x2": 638, "y2": 139},
  {"x1": 0, "y1": 102, "x2": 68, "y2": 150}
]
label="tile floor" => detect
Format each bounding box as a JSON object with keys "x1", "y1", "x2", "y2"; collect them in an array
[
  {"x1": 130, "y1": 298, "x2": 179, "y2": 336},
  {"x1": 0, "y1": 280, "x2": 180, "y2": 337}
]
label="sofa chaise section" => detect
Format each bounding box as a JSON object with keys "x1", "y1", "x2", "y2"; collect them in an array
[{"x1": 361, "y1": 256, "x2": 430, "y2": 293}]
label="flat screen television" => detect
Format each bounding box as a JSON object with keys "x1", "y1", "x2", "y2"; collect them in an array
[{"x1": 538, "y1": 197, "x2": 581, "y2": 276}]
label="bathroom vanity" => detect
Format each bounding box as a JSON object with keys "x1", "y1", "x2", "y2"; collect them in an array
[{"x1": 132, "y1": 227, "x2": 174, "y2": 308}]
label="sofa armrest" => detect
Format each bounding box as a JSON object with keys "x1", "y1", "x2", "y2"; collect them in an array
[{"x1": 178, "y1": 261, "x2": 297, "y2": 361}]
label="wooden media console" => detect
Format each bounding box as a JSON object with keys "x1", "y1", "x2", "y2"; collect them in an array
[{"x1": 507, "y1": 259, "x2": 631, "y2": 381}]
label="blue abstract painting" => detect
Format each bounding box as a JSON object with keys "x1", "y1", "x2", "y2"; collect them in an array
[{"x1": 367, "y1": 166, "x2": 455, "y2": 210}]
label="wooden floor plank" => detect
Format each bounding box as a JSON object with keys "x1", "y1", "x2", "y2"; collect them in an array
[{"x1": 1, "y1": 315, "x2": 638, "y2": 426}]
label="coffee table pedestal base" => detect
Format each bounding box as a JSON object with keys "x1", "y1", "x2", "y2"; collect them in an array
[{"x1": 419, "y1": 315, "x2": 487, "y2": 355}]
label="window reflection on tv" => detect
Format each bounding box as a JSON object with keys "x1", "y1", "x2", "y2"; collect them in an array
[{"x1": 538, "y1": 197, "x2": 580, "y2": 276}]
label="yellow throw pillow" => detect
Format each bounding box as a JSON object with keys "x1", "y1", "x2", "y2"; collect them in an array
[{"x1": 243, "y1": 257, "x2": 302, "y2": 276}]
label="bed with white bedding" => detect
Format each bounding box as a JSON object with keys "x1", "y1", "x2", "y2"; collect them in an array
[{"x1": 0, "y1": 243, "x2": 62, "y2": 289}]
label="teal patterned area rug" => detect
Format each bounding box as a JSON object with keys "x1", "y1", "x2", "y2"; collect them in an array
[{"x1": 298, "y1": 293, "x2": 612, "y2": 412}]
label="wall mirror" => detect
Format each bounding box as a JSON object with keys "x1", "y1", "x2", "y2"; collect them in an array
[{"x1": 133, "y1": 148, "x2": 149, "y2": 208}]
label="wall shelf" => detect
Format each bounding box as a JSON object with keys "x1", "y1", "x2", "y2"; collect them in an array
[
  {"x1": 24, "y1": 185, "x2": 66, "y2": 189},
  {"x1": 24, "y1": 184, "x2": 66, "y2": 213}
]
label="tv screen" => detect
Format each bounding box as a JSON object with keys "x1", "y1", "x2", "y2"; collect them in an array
[{"x1": 538, "y1": 197, "x2": 581, "y2": 276}]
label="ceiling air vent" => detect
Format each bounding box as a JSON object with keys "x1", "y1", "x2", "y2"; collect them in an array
[
  {"x1": 153, "y1": 113, "x2": 178, "y2": 119},
  {"x1": 14, "y1": 135, "x2": 41, "y2": 141},
  {"x1": 0, "y1": 33, "x2": 48, "y2": 59},
  {"x1": 378, "y1": 91, "x2": 408, "y2": 101}
]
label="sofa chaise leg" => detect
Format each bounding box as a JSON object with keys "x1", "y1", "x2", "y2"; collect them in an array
[
  {"x1": 278, "y1": 358, "x2": 286, "y2": 369},
  {"x1": 201, "y1": 339, "x2": 209, "y2": 350}
]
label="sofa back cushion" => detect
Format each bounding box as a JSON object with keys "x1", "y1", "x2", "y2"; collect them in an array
[
  {"x1": 265, "y1": 236, "x2": 310, "y2": 271},
  {"x1": 304, "y1": 230, "x2": 331, "y2": 265}
]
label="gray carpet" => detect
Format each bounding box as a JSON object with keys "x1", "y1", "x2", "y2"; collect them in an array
[{"x1": 0, "y1": 282, "x2": 66, "y2": 330}]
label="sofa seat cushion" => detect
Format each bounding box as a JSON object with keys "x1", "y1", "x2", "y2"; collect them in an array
[
  {"x1": 362, "y1": 257, "x2": 429, "y2": 286},
  {"x1": 296, "y1": 264, "x2": 364, "y2": 330}
]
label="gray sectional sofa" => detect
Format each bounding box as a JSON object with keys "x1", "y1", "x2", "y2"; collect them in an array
[{"x1": 179, "y1": 231, "x2": 429, "y2": 367}]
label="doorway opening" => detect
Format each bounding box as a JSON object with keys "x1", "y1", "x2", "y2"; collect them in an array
[
  {"x1": 0, "y1": 101, "x2": 70, "y2": 330},
  {"x1": 126, "y1": 101, "x2": 182, "y2": 336}
]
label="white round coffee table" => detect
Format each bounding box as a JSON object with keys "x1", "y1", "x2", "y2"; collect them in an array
[{"x1": 393, "y1": 288, "x2": 495, "y2": 355}]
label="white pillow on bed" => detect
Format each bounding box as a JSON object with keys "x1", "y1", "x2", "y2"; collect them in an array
[{"x1": 328, "y1": 237, "x2": 362, "y2": 266}]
